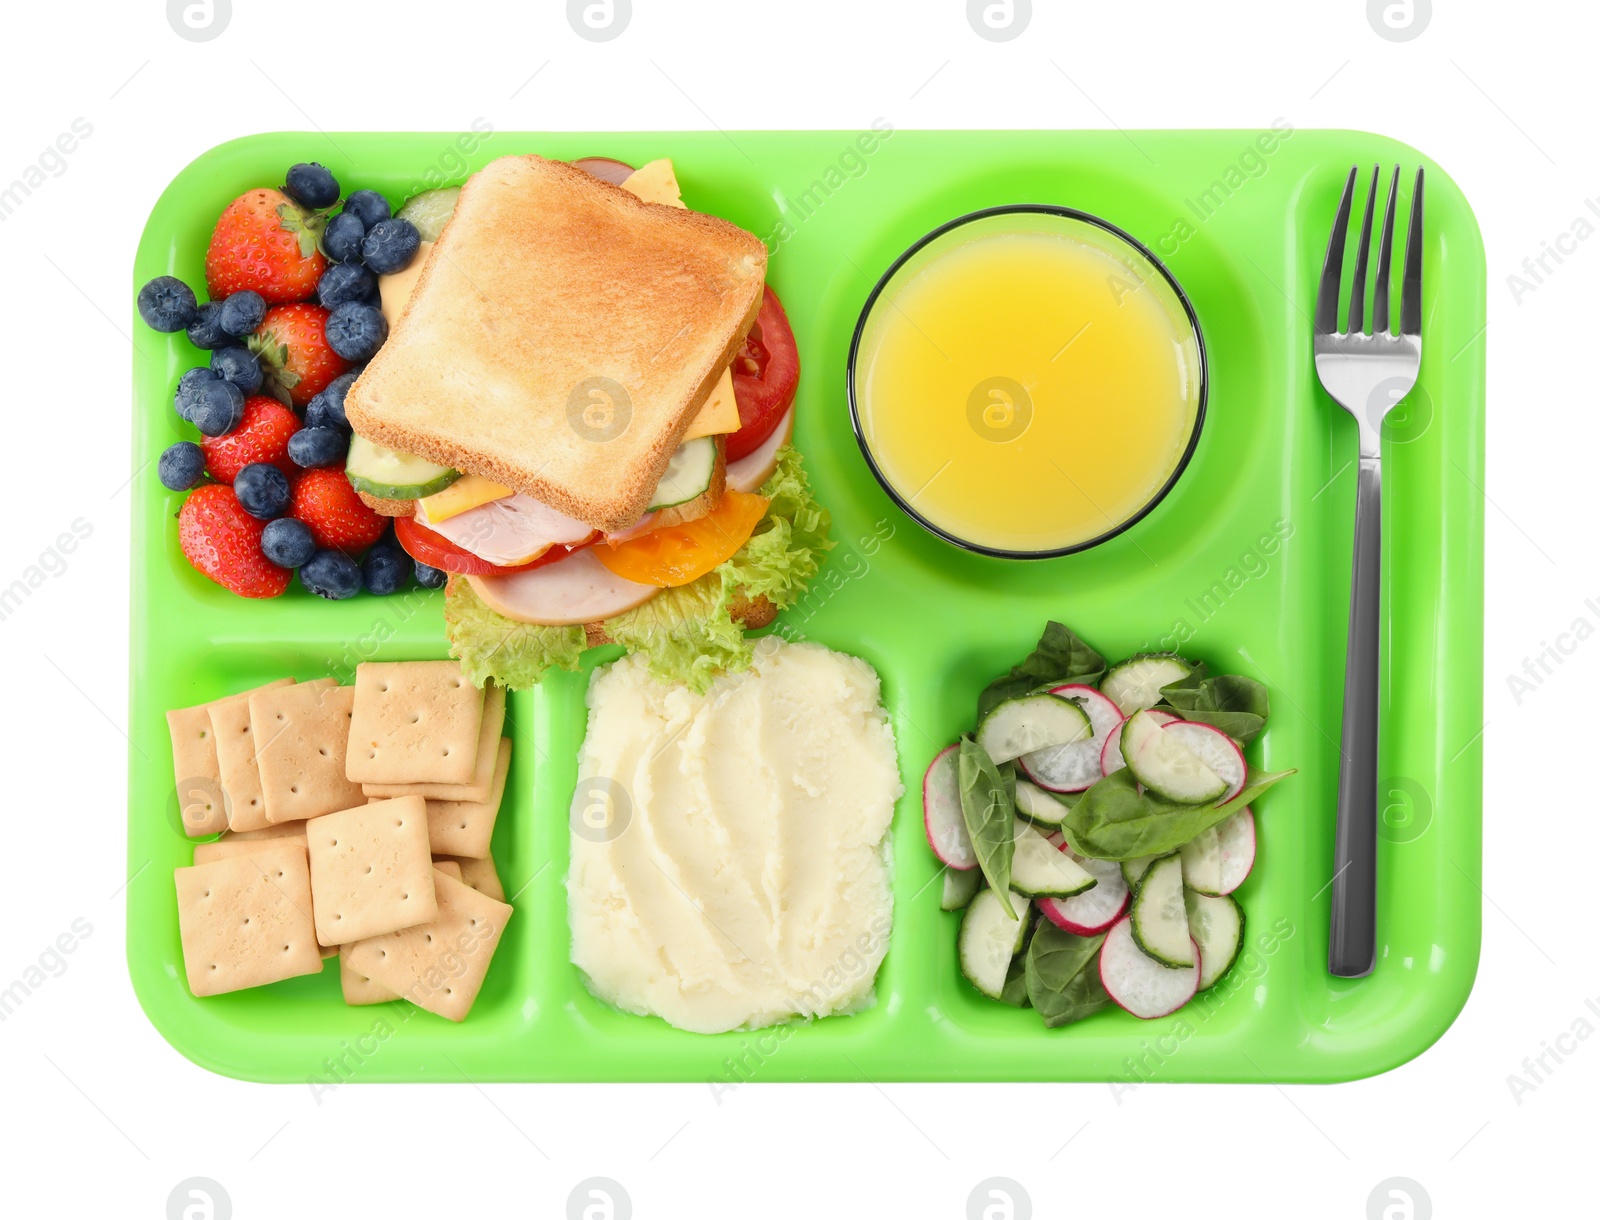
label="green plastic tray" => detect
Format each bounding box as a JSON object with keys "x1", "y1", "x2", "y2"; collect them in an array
[{"x1": 130, "y1": 130, "x2": 1484, "y2": 1083}]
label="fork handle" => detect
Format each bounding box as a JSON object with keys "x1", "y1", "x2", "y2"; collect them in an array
[{"x1": 1329, "y1": 454, "x2": 1382, "y2": 978}]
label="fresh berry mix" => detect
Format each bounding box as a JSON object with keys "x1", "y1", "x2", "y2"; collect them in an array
[
  {"x1": 413, "y1": 561, "x2": 447, "y2": 589},
  {"x1": 189, "y1": 379, "x2": 246, "y2": 437},
  {"x1": 362, "y1": 541, "x2": 414, "y2": 595},
  {"x1": 260, "y1": 517, "x2": 317, "y2": 569},
  {"x1": 174, "y1": 367, "x2": 218, "y2": 421},
  {"x1": 300, "y1": 549, "x2": 362, "y2": 599},
  {"x1": 218, "y1": 289, "x2": 267, "y2": 337},
  {"x1": 137, "y1": 276, "x2": 198, "y2": 332},
  {"x1": 360, "y1": 217, "x2": 421, "y2": 275},
  {"x1": 251, "y1": 302, "x2": 349, "y2": 407},
  {"x1": 284, "y1": 162, "x2": 340, "y2": 210},
  {"x1": 322, "y1": 211, "x2": 367, "y2": 262},
  {"x1": 210, "y1": 345, "x2": 263, "y2": 394},
  {"x1": 185, "y1": 300, "x2": 233, "y2": 350},
  {"x1": 290, "y1": 467, "x2": 387, "y2": 553},
  {"x1": 200, "y1": 396, "x2": 300, "y2": 483},
  {"x1": 206, "y1": 187, "x2": 328, "y2": 305},
  {"x1": 287, "y1": 425, "x2": 347, "y2": 468},
  {"x1": 233, "y1": 462, "x2": 292, "y2": 520},
  {"x1": 317, "y1": 262, "x2": 377, "y2": 310},
  {"x1": 179, "y1": 484, "x2": 292, "y2": 599},
  {"x1": 158, "y1": 441, "x2": 207, "y2": 492},
  {"x1": 324, "y1": 301, "x2": 388, "y2": 362},
  {"x1": 305, "y1": 371, "x2": 357, "y2": 433},
  {"x1": 342, "y1": 189, "x2": 391, "y2": 230}
]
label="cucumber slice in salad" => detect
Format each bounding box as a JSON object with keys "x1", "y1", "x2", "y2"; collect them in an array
[
  {"x1": 977, "y1": 694, "x2": 1091, "y2": 765},
  {"x1": 1121, "y1": 855, "x2": 1159, "y2": 889},
  {"x1": 1037, "y1": 853, "x2": 1129, "y2": 935},
  {"x1": 1185, "y1": 889, "x2": 1244, "y2": 990},
  {"x1": 345, "y1": 434, "x2": 461, "y2": 500},
  {"x1": 941, "y1": 867, "x2": 983, "y2": 911},
  {"x1": 1128, "y1": 853, "x2": 1195, "y2": 968},
  {"x1": 960, "y1": 888, "x2": 1030, "y2": 998},
  {"x1": 1014, "y1": 779, "x2": 1073, "y2": 829},
  {"x1": 1101, "y1": 654, "x2": 1195, "y2": 715},
  {"x1": 647, "y1": 436, "x2": 718, "y2": 511},
  {"x1": 1162, "y1": 720, "x2": 1248, "y2": 804},
  {"x1": 1010, "y1": 821, "x2": 1097, "y2": 898},
  {"x1": 1122, "y1": 710, "x2": 1230, "y2": 804},
  {"x1": 1179, "y1": 827, "x2": 1223, "y2": 895}
]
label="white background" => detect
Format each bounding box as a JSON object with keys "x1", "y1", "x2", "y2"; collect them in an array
[{"x1": 1, "y1": 0, "x2": 1590, "y2": 1216}]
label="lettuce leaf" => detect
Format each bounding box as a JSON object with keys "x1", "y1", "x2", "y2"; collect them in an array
[
  {"x1": 443, "y1": 577, "x2": 586, "y2": 688},
  {"x1": 443, "y1": 445, "x2": 833, "y2": 692}
]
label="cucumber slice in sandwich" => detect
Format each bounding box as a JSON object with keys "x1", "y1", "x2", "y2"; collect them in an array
[
  {"x1": 1101, "y1": 654, "x2": 1195, "y2": 715},
  {"x1": 1010, "y1": 821, "x2": 1097, "y2": 898},
  {"x1": 1185, "y1": 889, "x2": 1244, "y2": 990},
  {"x1": 396, "y1": 186, "x2": 461, "y2": 242},
  {"x1": 1127, "y1": 853, "x2": 1195, "y2": 968},
  {"x1": 977, "y1": 694, "x2": 1091, "y2": 765},
  {"x1": 647, "y1": 436, "x2": 718, "y2": 511},
  {"x1": 346, "y1": 434, "x2": 461, "y2": 500},
  {"x1": 959, "y1": 887, "x2": 1030, "y2": 999},
  {"x1": 1121, "y1": 710, "x2": 1229, "y2": 804}
]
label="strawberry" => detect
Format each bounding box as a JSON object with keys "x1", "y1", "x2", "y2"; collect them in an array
[
  {"x1": 290, "y1": 467, "x2": 386, "y2": 554},
  {"x1": 200, "y1": 397, "x2": 301, "y2": 483},
  {"x1": 178, "y1": 484, "x2": 291, "y2": 598},
  {"x1": 249, "y1": 303, "x2": 349, "y2": 408},
  {"x1": 205, "y1": 188, "x2": 328, "y2": 305}
]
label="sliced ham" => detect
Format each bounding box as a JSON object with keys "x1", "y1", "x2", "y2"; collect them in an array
[
  {"x1": 418, "y1": 493, "x2": 595, "y2": 567},
  {"x1": 727, "y1": 408, "x2": 794, "y2": 493},
  {"x1": 466, "y1": 548, "x2": 660, "y2": 626}
]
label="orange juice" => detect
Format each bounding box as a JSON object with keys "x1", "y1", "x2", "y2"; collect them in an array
[{"x1": 852, "y1": 211, "x2": 1204, "y2": 555}]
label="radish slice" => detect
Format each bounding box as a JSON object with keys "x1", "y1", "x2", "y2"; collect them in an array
[
  {"x1": 1018, "y1": 684, "x2": 1122, "y2": 792},
  {"x1": 922, "y1": 745, "x2": 976, "y2": 870},
  {"x1": 1100, "y1": 708, "x2": 1179, "y2": 776},
  {"x1": 1216, "y1": 808, "x2": 1256, "y2": 894},
  {"x1": 571, "y1": 156, "x2": 636, "y2": 185},
  {"x1": 465, "y1": 548, "x2": 658, "y2": 625},
  {"x1": 1162, "y1": 721, "x2": 1247, "y2": 803},
  {"x1": 1037, "y1": 852, "x2": 1129, "y2": 934},
  {"x1": 727, "y1": 407, "x2": 794, "y2": 493},
  {"x1": 1124, "y1": 711, "x2": 1229, "y2": 804},
  {"x1": 1180, "y1": 827, "x2": 1223, "y2": 895},
  {"x1": 1099, "y1": 917, "x2": 1199, "y2": 1019}
]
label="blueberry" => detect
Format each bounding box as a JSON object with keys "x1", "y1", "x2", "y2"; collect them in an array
[
  {"x1": 322, "y1": 210, "x2": 367, "y2": 262},
  {"x1": 210, "y1": 345, "x2": 262, "y2": 394},
  {"x1": 300, "y1": 549, "x2": 362, "y2": 599},
  {"x1": 413, "y1": 561, "x2": 446, "y2": 589},
  {"x1": 285, "y1": 162, "x2": 340, "y2": 209},
  {"x1": 305, "y1": 370, "x2": 357, "y2": 433},
  {"x1": 317, "y1": 261, "x2": 377, "y2": 309},
  {"x1": 360, "y1": 218, "x2": 421, "y2": 275},
  {"x1": 185, "y1": 300, "x2": 233, "y2": 350},
  {"x1": 137, "y1": 276, "x2": 198, "y2": 333},
  {"x1": 324, "y1": 302, "x2": 388, "y2": 361},
  {"x1": 174, "y1": 366, "x2": 218, "y2": 421},
  {"x1": 218, "y1": 289, "x2": 266, "y2": 337},
  {"x1": 189, "y1": 379, "x2": 246, "y2": 436},
  {"x1": 362, "y1": 542, "x2": 414, "y2": 595},
  {"x1": 233, "y1": 462, "x2": 291, "y2": 519},
  {"x1": 287, "y1": 426, "x2": 348, "y2": 468},
  {"x1": 158, "y1": 441, "x2": 206, "y2": 491},
  {"x1": 260, "y1": 517, "x2": 316, "y2": 568},
  {"x1": 343, "y1": 189, "x2": 391, "y2": 230}
]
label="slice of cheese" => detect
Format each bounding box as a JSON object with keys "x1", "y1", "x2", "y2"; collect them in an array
[
  {"x1": 379, "y1": 240, "x2": 434, "y2": 329},
  {"x1": 418, "y1": 474, "x2": 514, "y2": 523},
  {"x1": 621, "y1": 161, "x2": 740, "y2": 440}
]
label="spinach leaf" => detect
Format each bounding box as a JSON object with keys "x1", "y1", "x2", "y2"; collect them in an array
[
  {"x1": 958, "y1": 737, "x2": 1018, "y2": 918},
  {"x1": 977, "y1": 622, "x2": 1107, "y2": 719},
  {"x1": 1064, "y1": 766, "x2": 1296, "y2": 860},
  {"x1": 1159, "y1": 673, "x2": 1270, "y2": 744},
  {"x1": 1025, "y1": 923, "x2": 1111, "y2": 1027}
]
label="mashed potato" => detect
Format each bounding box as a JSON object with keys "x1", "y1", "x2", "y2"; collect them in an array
[{"x1": 567, "y1": 638, "x2": 901, "y2": 1034}]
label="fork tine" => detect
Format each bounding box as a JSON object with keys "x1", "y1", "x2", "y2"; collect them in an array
[
  {"x1": 1346, "y1": 166, "x2": 1380, "y2": 334},
  {"x1": 1400, "y1": 166, "x2": 1425, "y2": 336},
  {"x1": 1372, "y1": 166, "x2": 1400, "y2": 335},
  {"x1": 1315, "y1": 167, "x2": 1358, "y2": 335}
]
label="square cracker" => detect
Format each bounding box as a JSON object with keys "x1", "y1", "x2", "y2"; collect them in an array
[
  {"x1": 167, "y1": 678, "x2": 293, "y2": 838},
  {"x1": 251, "y1": 683, "x2": 365, "y2": 824},
  {"x1": 306, "y1": 796, "x2": 436, "y2": 944},
  {"x1": 347, "y1": 661, "x2": 484, "y2": 786},
  {"x1": 194, "y1": 833, "x2": 306, "y2": 867},
  {"x1": 213, "y1": 678, "x2": 333, "y2": 832},
  {"x1": 344, "y1": 869, "x2": 512, "y2": 1022},
  {"x1": 424, "y1": 739, "x2": 511, "y2": 859},
  {"x1": 338, "y1": 947, "x2": 399, "y2": 1005},
  {"x1": 362, "y1": 681, "x2": 506, "y2": 802},
  {"x1": 174, "y1": 842, "x2": 323, "y2": 996},
  {"x1": 227, "y1": 821, "x2": 313, "y2": 843},
  {"x1": 432, "y1": 859, "x2": 463, "y2": 880},
  {"x1": 439, "y1": 853, "x2": 506, "y2": 903}
]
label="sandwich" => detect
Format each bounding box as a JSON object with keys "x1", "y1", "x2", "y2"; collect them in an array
[{"x1": 344, "y1": 154, "x2": 829, "y2": 691}]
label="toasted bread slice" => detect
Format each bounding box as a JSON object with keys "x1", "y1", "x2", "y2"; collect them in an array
[
  {"x1": 356, "y1": 489, "x2": 414, "y2": 518},
  {"x1": 345, "y1": 154, "x2": 767, "y2": 533}
]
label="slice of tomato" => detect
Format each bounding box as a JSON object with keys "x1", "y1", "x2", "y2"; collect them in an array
[
  {"x1": 594, "y1": 491, "x2": 769, "y2": 588},
  {"x1": 395, "y1": 515, "x2": 595, "y2": 577},
  {"x1": 726, "y1": 287, "x2": 800, "y2": 462}
]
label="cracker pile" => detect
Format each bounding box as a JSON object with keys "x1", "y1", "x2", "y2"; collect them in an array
[{"x1": 167, "y1": 661, "x2": 514, "y2": 1022}]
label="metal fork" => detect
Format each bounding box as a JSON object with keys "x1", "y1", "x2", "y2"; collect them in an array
[{"x1": 1314, "y1": 164, "x2": 1424, "y2": 979}]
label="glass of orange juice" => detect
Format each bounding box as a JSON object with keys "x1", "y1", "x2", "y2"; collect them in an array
[{"x1": 848, "y1": 206, "x2": 1207, "y2": 557}]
